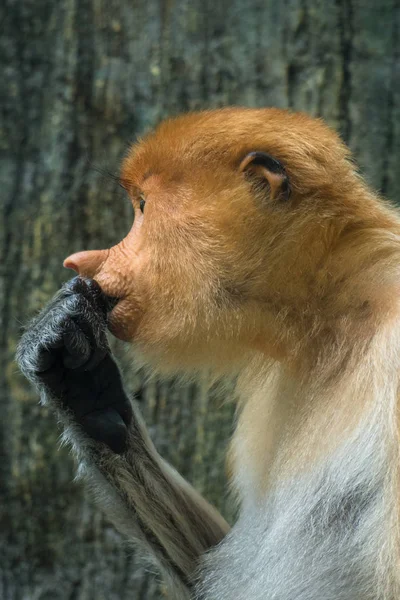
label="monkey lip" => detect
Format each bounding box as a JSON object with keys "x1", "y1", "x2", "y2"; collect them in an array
[{"x1": 104, "y1": 294, "x2": 142, "y2": 342}]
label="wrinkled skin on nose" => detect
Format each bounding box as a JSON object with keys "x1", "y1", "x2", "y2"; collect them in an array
[{"x1": 64, "y1": 217, "x2": 144, "y2": 341}]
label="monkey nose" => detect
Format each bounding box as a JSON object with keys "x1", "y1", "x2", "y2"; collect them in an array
[{"x1": 63, "y1": 249, "x2": 109, "y2": 278}]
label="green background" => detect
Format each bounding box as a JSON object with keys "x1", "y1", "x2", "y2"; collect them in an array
[{"x1": 1, "y1": 1, "x2": 399, "y2": 598}]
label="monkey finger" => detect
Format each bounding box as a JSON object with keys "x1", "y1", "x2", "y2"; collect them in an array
[
  {"x1": 84, "y1": 278, "x2": 110, "y2": 316},
  {"x1": 65, "y1": 277, "x2": 109, "y2": 319},
  {"x1": 62, "y1": 327, "x2": 91, "y2": 370},
  {"x1": 70, "y1": 304, "x2": 109, "y2": 369},
  {"x1": 82, "y1": 278, "x2": 119, "y2": 317},
  {"x1": 61, "y1": 299, "x2": 108, "y2": 371},
  {"x1": 46, "y1": 337, "x2": 65, "y2": 350}
]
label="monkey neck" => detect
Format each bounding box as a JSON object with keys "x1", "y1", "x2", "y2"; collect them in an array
[
  {"x1": 232, "y1": 214, "x2": 400, "y2": 501},
  {"x1": 229, "y1": 327, "x2": 400, "y2": 594},
  {"x1": 232, "y1": 319, "x2": 400, "y2": 506}
]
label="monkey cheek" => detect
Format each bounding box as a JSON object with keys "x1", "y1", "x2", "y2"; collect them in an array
[{"x1": 107, "y1": 299, "x2": 141, "y2": 342}]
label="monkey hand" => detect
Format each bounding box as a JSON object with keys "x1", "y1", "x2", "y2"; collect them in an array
[{"x1": 16, "y1": 276, "x2": 133, "y2": 454}]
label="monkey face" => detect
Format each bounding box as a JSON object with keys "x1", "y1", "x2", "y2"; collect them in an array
[
  {"x1": 64, "y1": 177, "x2": 257, "y2": 374},
  {"x1": 64, "y1": 108, "x2": 354, "y2": 373}
]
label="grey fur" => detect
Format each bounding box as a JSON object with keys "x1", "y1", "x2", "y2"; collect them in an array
[
  {"x1": 17, "y1": 277, "x2": 399, "y2": 599},
  {"x1": 16, "y1": 278, "x2": 229, "y2": 598},
  {"x1": 197, "y1": 413, "x2": 396, "y2": 600}
]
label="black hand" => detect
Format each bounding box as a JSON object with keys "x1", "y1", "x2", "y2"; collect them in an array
[{"x1": 16, "y1": 276, "x2": 133, "y2": 453}]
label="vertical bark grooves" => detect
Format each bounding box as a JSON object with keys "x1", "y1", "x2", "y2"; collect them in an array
[
  {"x1": 337, "y1": 0, "x2": 354, "y2": 143},
  {"x1": 381, "y1": 0, "x2": 399, "y2": 195},
  {"x1": 0, "y1": 0, "x2": 398, "y2": 598}
]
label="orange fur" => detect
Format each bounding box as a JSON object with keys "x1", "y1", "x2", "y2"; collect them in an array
[
  {"x1": 64, "y1": 110, "x2": 400, "y2": 586},
  {"x1": 65, "y1": 108, "x2": 400, "y2": 374}
]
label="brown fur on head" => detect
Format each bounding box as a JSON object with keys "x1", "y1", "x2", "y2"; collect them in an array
[{"x1": 64, "y1": 108, "x2": 400, "y2": 376}]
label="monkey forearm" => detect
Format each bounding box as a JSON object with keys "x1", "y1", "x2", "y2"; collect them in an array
[
  {"x1": 17, "y1": 277, "x2": 229, "y2": 597},
  {"x1": 84, "y1": 410, "x2": 229, "y2": 587}
]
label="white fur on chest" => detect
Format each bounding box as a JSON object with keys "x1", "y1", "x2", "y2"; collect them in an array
[{"x1": 198, "y1": 416, "x2": 396, "y2": 600}]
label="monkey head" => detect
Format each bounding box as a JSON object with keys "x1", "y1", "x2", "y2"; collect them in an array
[{"x1": 64, "y1": 108, "x2": 365, "y2": 375}]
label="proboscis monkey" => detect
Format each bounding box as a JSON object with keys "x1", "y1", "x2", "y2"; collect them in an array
[{"x1": 17, "y1": 108, "x2": 400, "y2": 599}]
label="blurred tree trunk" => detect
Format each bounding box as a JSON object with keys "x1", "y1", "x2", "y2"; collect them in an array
[{"x1": 1, "y1": 0, "x2": 399, "y2": 598}]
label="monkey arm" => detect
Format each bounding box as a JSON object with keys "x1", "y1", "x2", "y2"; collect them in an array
[
  {"x1": 16, "y1": 277, "x2": 229, "y2": 598},
  {"x1": 86, "y1": 413, "x2": 229, "y2": 595}
]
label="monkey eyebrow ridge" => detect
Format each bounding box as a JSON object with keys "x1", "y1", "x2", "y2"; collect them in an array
[
  {"x1": 142, "y1": 169, "x2": 155, "y2": 182},
  {"x1": 119, "y1": 178, "x2": 143, "y2": 197}
]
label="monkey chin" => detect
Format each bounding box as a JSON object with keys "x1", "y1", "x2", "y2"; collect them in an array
[{"x1": 106, "y1": 299, "x2": 142, "y2": 343}]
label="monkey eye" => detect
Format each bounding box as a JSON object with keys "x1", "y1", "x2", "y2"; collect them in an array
[{"x1": 139, "y1": 195, "x2": 146, "y2": 213}]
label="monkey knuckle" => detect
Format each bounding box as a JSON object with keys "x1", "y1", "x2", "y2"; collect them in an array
[
  {"x1": 61, "y1": 293, "x2": 105, "y2": 332},
  {"x1": 47, "y1": 296, "x2": 97, "y2": 345},
  {"x1": 63, "y1": 275, "x2": 88, "y2": 294},
  {"x1": 63, "y1": 276, "x2": 108, "y2": 315},
  {"x1": 59, "y1": 293, "x2": 85, "y2": 315},
  {"x1": 17, "y1": 310, "x2": 71, "y2": 376},
  {"x1": 68, "y1": 276, "x2": 103, "y2": 301}
]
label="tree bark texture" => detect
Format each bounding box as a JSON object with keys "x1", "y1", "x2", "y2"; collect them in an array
[{"x1": 1, "y1": 1, "x2": 399, "y2": 598}]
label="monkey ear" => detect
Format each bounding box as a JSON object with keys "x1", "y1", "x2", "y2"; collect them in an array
[{"x1": 239, "y1": 151, "x2": 291, "y2": 202}]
